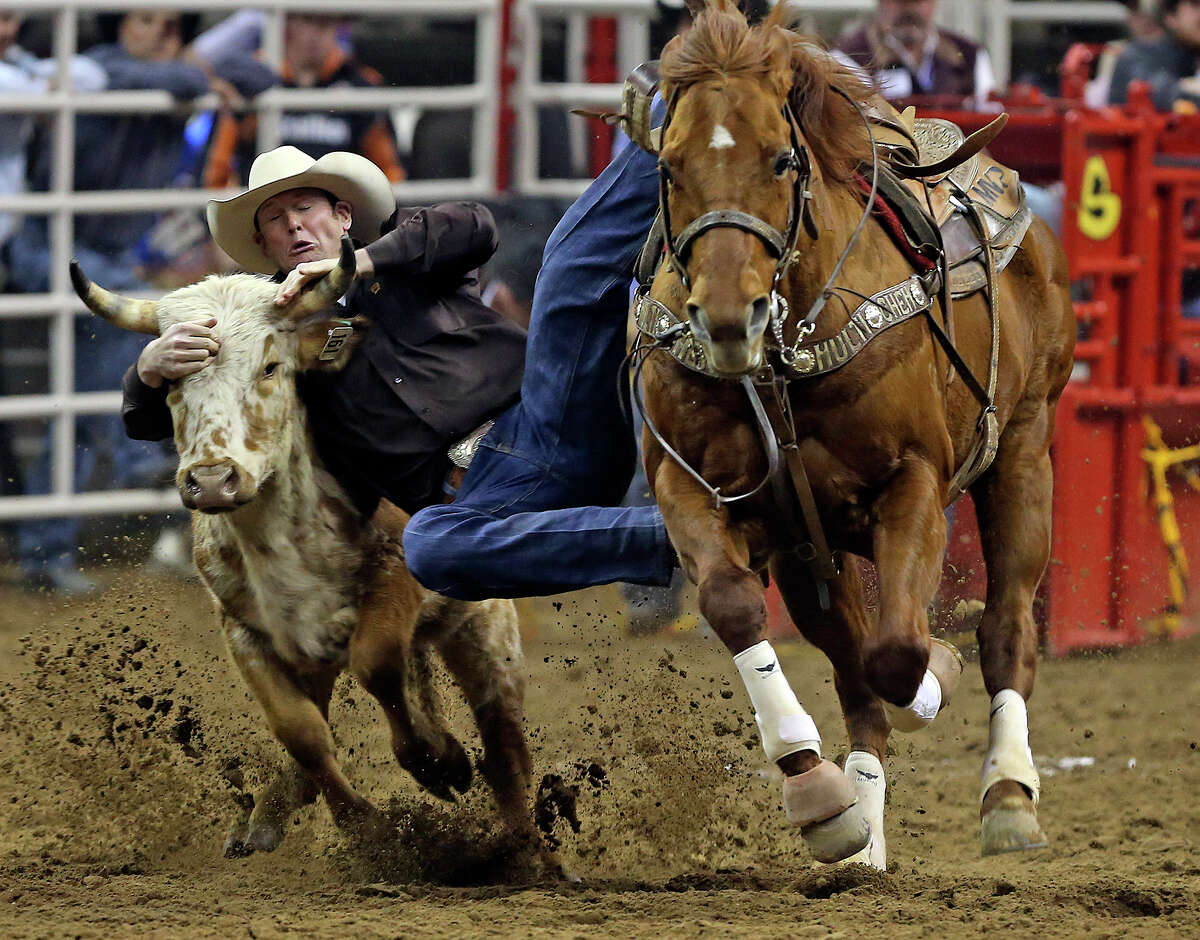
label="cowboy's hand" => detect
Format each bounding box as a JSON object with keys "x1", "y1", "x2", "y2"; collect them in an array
[
  {"x1": 273, "y1": 248, "x2": 374, "y2": 307},
  {"x1": 137, "y1": 317, "x2": 220, "y2": 388}
]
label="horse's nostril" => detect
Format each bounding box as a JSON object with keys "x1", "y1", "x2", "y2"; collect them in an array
[
  {"x1": 687, "y1": 302, "x2": 712, "y2": 339},
  {"x1": 749, "y1": 295, "x2": 771, "y2": 335}
]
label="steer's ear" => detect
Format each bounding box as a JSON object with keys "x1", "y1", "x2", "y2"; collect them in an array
[{"x1": 295, "y1": 313, "x2": 369, "y2": 372}]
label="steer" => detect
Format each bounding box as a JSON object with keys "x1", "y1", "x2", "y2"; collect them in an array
[{"x1": 71, "y1": 242, "x2": 536, "y2": 859}]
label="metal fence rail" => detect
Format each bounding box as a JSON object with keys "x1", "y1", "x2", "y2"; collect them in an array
[
  {"x1": 0, "y1": 0, "x2": 502, "y2": 522},
  {"x1": 513, "y1": 0, "x2": 655, "y2": 198}
]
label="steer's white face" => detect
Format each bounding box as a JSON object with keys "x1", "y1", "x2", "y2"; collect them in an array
[{"x1": 156, "y1": 274, "x2": 354, "y2": 513}]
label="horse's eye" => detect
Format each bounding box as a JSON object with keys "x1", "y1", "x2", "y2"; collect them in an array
[
  {"x1": 773, "y1": 150, "x2": 794, "y2": 177},
  {"x1": 263, "y1": 362, "x2": 280, "y2": 378}
]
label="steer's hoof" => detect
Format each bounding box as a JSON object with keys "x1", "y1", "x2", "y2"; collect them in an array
[
  {"x1": 224, "y1": 817, "x2": 284, "y2": 857},
  {"x1": 398, "y1": 735, "x2": 473, "y2": 800},
  {"x1": 980, "y1": 786, "x2": 1048, "y2": 856}
]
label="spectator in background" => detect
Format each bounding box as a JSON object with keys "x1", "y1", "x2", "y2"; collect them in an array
[
  {"x1": 833, "y1": 0, "x2": 996, "y2": 107},
  {"x1": 1109, "y1": 0, "x2": 1200, "y2": 111},
  {"x1": 203, "y1": 13, "x2": 405, "y2": 189},
  {"x1": 9, "y1": 10, "x2": 272, "y2": 595},
  {"x1": 0, "y1": 11, "x2": 108, "y2": 538}
]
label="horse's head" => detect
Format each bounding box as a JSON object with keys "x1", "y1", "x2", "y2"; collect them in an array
[
  {"x1": 657, "y1": 1, "x2": 873, "y2": 375},
  {"x1": 71, "y1": 239, "x2": 362, "y2": 513}
]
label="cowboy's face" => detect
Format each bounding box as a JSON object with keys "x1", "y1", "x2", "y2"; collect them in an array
[{"x1": 253, "y1": 188, "x2": 353, "y2": 273}]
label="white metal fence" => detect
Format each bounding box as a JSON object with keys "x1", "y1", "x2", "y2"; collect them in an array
[
  {"x1": 0, "y1": 0, "x2": 502, "y2": 521},
  {"x1": 513, "y1": 0, "x2": 655, "y2": 198}
]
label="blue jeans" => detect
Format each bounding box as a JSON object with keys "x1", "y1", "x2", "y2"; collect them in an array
[
  {"x1": 12, "y1": 241, "x2": 171, "y2": 575},
  {"x1": 404, "y1": 138, "x2": 675, "y2": 600}
]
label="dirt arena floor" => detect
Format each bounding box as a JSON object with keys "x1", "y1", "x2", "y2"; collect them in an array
[{"x1": 0, "y1": 567, "x2": 1197, "y2": 938}]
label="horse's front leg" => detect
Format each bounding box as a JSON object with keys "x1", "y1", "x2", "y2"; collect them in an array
[
  {"x1": 869, "y1": 455, "x2": 963, "y2": 726},
  {"x1": 654, "y1": 460, "x2": 869, "y2": 863}
]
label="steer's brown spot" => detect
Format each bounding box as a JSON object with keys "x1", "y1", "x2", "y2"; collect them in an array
[
  {"x1": 211, "y1": 426, "x2": 228, "y2": 449},
  {"x1": 242, "y1": 399, "x2": 271, "y2": 453}
]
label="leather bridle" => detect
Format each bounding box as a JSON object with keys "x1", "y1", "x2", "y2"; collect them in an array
[{"x1": 656, "y1": 91, "x2": 816, "y2": 303}]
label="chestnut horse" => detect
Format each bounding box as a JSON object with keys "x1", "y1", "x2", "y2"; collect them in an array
[{"x1": 639, "y1": 3, "x2": 1074, "y2": 865}]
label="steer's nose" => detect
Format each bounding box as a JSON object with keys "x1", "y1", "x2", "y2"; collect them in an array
[{"x1": 182, "y1": 463, "x2": 242, "y2": 513}]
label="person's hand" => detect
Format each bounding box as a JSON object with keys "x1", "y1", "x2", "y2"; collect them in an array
[
  {"x1": 273, "y1": 248, "x2": 374, "y2": 307},
  {"x1": 137, "y1": 317, "x2": 220, "y2": 388},
  {"x1": 208, "y1": 75, "x2": 246, "y2": 112}
]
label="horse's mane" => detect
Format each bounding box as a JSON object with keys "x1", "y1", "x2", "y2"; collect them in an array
[{"x1": 659, "y1": 0, "x2": 876, "y2": 184}]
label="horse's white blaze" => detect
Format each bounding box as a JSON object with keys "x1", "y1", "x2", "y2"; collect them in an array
[{"x1": 709, "y1": 123, "x2": 736, "y2": 149}]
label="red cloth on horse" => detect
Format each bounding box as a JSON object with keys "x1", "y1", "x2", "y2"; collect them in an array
[{"x1": 855, "y1": 175, "x2": 938, "y2": 274}]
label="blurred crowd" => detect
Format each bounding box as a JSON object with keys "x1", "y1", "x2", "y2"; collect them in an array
[{"x1": 0, "y1": 0, "x2": 1193, "y2": 603}]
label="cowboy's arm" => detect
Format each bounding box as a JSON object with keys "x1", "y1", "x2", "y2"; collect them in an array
[
  {"x1": 365, "y1": 203, "x2": 498, "y2": 278},
  {"x1": 122, "y1": 320, "x2": 221, "y2": 440},
  {"x1": 122, "y1": 366, "x2": 173, "y2": 441},
  {"x1": 273, "y1": 203, "x2": 497, "y2": 306}
]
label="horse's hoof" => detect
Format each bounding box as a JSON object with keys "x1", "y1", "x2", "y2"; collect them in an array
[
  {"x1": 783, "y1": 759, "x2": 870, "y2": 863},
  {"x1": 927, "y1": 637, "x2": 964, "y2": 708},
  {"x1": 981, "y1": 806, "x2": 1048, "y2": 856},
  {"x1": 802, "y1": 801, "x2": 872, "y2": 863}
]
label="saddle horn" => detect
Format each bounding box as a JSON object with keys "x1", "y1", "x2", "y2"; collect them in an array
[{"x1": 69, "y1": 260, "x2": 160, "y2": 335}]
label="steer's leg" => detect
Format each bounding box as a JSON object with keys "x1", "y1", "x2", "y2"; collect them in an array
[
  {"x1": 224, "y1": 669, "x2": 332, "y2": 856},
  {"x1": 971, "y1": 402, "x2": 1053, "y2": 855},
  {"x1": 431, "y1": 597, "x2": 536, "y2": 839},
  {"x1": 654, "y1": 460, "x2": 868, "y2": 863},
  {"x1": 223, "y1": 617, "x2": 392, "y2": 843},
  {"x1": 349, "y1": 555, "x2": 472, "y2": 801},
  {"x1": 771, "y1": 554, "x2": 891, "y2": 869}
]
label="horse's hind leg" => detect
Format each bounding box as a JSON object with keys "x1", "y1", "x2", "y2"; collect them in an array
[
  {"x1": 655, "y1": 461, "x2": 868, "y2": 863},
  {"x1": 431, "y1": 597, "x2": 535, "y2": 837},
  {"x1": 971, "y1": 405, "x2": 1053, "y2": 856},
  {"x1": 771, "y1": 555, "x2": 891, "y2": 869}
]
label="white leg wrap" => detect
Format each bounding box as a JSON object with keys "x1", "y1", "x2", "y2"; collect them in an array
[
  {"x1": 838, "y1": 751, "x2": 887, "y2": 870},
  {"x1": 733, "y1": 640, "x2": 820, "y2": 762},
  {"x1": 881, "y1": 668, "x2": 943, "y2": 733},
  {"x1": 980, "y1": 689, "x2": 1041, "y2": 805}
]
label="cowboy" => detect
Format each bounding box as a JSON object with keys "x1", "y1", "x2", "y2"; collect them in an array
[{"x1": 121, "y1": 146, "x2": 526, "y2": 517}]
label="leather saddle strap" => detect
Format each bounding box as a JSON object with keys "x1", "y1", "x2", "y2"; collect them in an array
[
  {"x1": 675, "y1": 209, "x2": 788, "y2": 261},
  {"x1": 947, "y1": 203, "x2": 1002, "y2": 497},
  {"x1": 755, "y1": 380, "x2": 840, "y2": 605},
  {"x1": 890, "y1": 114, "x2": 1010, "y2": 180}
]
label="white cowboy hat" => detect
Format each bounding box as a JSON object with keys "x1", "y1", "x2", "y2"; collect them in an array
[{"x1": 206, "y1": 146, "x2": 396, "y2": 275}]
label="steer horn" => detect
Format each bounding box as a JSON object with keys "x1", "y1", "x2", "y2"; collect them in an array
[
  {"x1": 286, "y1": 235, "x2": 357, "y2": 318},
  {"x1": 69, "y1": 260, "x2": 160, "y2": 335}
]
